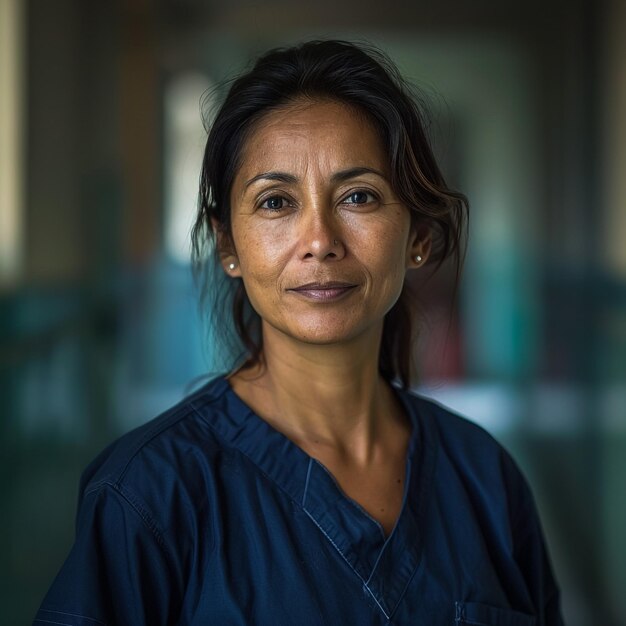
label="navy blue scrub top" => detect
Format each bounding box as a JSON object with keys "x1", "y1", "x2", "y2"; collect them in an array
[{"x1": 35, "y1": 377, "x2": 564, "y2": 625}]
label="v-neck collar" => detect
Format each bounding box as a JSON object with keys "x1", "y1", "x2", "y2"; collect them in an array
[{"x1": 192, "y1": 376, "x2": 438, "y2": 620}]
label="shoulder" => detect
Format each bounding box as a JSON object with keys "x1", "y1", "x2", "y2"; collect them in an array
[
  {"x1": 399, "y1": 390, "x2": 564, "y2": 620},
  {"x1": 398, "y1": 389, "x2": 534, "y2": 520},
  {"x1": 79, "y1": 376, "x2": 239, "y2": 501},
  {"x1": 399, "y1": 388, "x2": 510, "y2": 460},
  {"x1": 36, "y1": 378, "x2": 242, "y2": 622}
]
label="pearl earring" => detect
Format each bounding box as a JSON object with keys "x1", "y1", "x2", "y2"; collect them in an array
[
  {"x1": 228, "y1": 262, "x2": 236, "y2": 271},
  {"x1": 415, "y1": 255, "x2": 422, "y2": 263}
]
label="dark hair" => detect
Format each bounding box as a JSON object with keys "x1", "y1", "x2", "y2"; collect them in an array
[{"x1": 192, "y1": 39, "x2": 468, "y2": 388}]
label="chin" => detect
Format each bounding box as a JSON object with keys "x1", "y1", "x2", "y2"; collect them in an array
[{"x1": 276, "y1": 317, "x2": 376, "y2": 346}]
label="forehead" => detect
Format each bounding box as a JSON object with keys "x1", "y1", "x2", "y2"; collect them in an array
[{"x1": 235, "y1": 99, "x2": 389, "y2": 180}]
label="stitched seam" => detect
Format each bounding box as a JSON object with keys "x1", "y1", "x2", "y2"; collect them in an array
[
  {"x1": 187, "y1": 389, "x2": 404, "y2": 621},
  {"x1": 387, "y1": 438, "x2": 439, "y2": 621},
  {"x1": 187, "y1": 404, "x2": 307, "y2": 509},
  {"x1": 82, "y1": 397, "x2": 210, "y2": 495},
  {"x1": 303, "y1": 509, "x2": 390, "y2": 620},
  {"x1": 37, "y1": 611, "x2": 105, "y2": 625},
  {"x1": 192, "y1": 431, "x2": 391, "y2": 621},
  {"x1": 113, "y1": 482, "x2": 170, "y2": 553},
  {"x1": 190, "y1": 400, "x2": 393, "y2": 619},
  {"x1": 82, "y1": 481, "x2": 169, "y2": 555},
  {"x1": 455, "y1": 601, "x2": 463, "y2": 624},
  {"x1": 189, "y1": 388, "x2": 365, "y2": 521},
  {"x1": 313, "y1": 460, "x2": 386, "y2": 539},
  {"x1": 365, "y1": 525, "x2": 397, "y2": 587},
  {"x1": 386, "y1": 555, "x2": 421, "y2": 620},
  {"x1": 188, "y1": 399, "x2": 383, "y2": 547},
  {"x1": 83, "y1": 477, "x2": 114, "y2": 494},
  {"x1": 302, "y1": 458, "x2": 313, "y2": 507},
  {"x1": 114, "y1": 404, "x2": 194, "y2": 483},
  {"x1": 90, "y1": 385, "x2": 222, "y2": 491}
]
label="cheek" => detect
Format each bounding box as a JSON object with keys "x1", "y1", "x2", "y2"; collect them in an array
[
  {"x1": 358, "y1": 210, "x2": 410, "y2": 263},
  {"x1": 360, "y1": 218, "x2": 410, "y2": 301},
  {"x1": 232, "y1": 222, "x2": 290, "y2": 300},
  {"x1": 378, "y1": 246, "x2": 408, "y2": 295}
]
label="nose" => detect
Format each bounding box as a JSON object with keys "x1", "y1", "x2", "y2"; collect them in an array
[{"x1": 298, "y1": 208, "x2": 345, "y2": 262}]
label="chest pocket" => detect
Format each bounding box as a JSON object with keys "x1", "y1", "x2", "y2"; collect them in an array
[{"x1": 455, "y1": 602, "x2": 537, "y2": 626}]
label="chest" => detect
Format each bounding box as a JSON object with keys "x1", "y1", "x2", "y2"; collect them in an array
[
  {"x1": 318, "y1": 454, "x2": 407, "y2": 536},
  {"x1": 178, "y1": 456, "x2": 535, "y2": 626}
]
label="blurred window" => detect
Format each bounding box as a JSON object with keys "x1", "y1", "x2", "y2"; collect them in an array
[
  {"x1": 163, "y1": 72, "x2": 213, "y2": 264},
  {"x1": 0, "y1": 0, "x2": 25, "y2": 286}
]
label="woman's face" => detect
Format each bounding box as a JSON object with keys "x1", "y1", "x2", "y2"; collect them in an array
[{"x1": 224, "y1": 99, "x2": 428, "y2": 348}]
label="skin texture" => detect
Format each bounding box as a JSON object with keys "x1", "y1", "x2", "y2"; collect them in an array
[{"x1": 220, "y1": 99, "x2": 431, "y2": 535}]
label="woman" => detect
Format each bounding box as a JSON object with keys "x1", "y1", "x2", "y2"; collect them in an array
[{"x1": 35, "y1": 41, "x2": 564, "y2": 625}]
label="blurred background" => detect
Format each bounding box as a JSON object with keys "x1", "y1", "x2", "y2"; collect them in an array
[{"x1": 1, "y1": 0, "x2": 625, "y2": 624}]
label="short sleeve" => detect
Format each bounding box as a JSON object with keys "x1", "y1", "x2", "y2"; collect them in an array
[{"x1": 34, "y1": 483, "x2": 183, "y2": 626}]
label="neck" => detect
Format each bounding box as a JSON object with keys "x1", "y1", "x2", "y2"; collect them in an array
[{"x1": 230, "y1": 321, "x2": 404, "y2": 461}]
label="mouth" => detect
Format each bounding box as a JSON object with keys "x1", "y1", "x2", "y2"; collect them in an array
[{"x1": 287, "y1": 281, "x2": 358, "y2": 301}]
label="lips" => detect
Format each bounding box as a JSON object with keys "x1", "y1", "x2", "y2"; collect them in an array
[{"x1": 288, "y1": 281, "x2": 358, "y2": 301}]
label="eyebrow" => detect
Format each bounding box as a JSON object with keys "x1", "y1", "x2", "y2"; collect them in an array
[
  {"x1": 243, "y1": 167, "x2": 386, "y2": 189},
  {"x1": 331, "y1": 167, "x2": 386, "y2": 183},
  {"x1": 244, "y1": 171, "x2": 298, "y2": 188}
]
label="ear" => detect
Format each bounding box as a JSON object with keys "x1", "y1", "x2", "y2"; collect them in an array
[
  {"x1": 406, "y1": 222, "x2": 432, "y2": 269},
  {"x1": 212, "y1": 218, "x2": 242, "y2": 278}
]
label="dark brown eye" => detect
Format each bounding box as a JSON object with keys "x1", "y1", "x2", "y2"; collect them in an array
[
  {"x1": 261, "y1": 196, "x2": 285, "y2": 210},
  {"x1": 343, "y1": 191, "x2": 374, "y2": 205}
]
